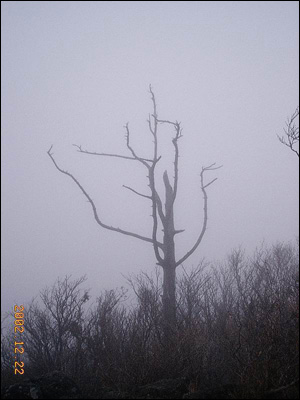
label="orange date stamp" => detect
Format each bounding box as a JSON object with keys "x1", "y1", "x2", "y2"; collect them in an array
[{"x1": 14, "y1": 305, "x2": 25, "y2": 375}]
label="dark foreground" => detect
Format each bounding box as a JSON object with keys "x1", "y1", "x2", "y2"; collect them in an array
[{"x1": 2, "y1": 371, "x2": 299, "y2": 399}]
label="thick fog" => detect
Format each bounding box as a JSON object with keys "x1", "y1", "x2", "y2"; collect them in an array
[{"x1": 1, "y1": 1, "x2": 299, "y2": 315}]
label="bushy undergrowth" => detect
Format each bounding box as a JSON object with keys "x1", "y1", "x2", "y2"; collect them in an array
[{"x1": 1, "y1": 242, "x2": 299, "y2": 398}]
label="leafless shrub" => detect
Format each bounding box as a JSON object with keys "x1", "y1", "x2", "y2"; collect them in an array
[
  {"x1": 1, "y1": 242, "x2": 299, "y2": 398},
  {"x1": 278, "y1": 107, "x2": 299, "y2": 157}
]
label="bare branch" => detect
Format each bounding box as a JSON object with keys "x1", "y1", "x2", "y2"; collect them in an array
[
  {"x1": 123, "y1": 185, "x2": 152, "y2": 199},
  {"x1": 72, "y1": 144, "x2": 153, "y2": 163},
  {"x1": 202, "y1": 177, "x2": 218, "y2": 189},
  {"x1": 172, "y1": 123, "x2": 182, "y2": 200},
  {"x1": 124, "y1": 123, "x2": 152, "y2": 167},
  {"x1": 147, "y1": 114, "x2": 154, "y2": 135},
  {"x1": 202, "y1": 162, "x2": 223, "y2": 171},
  {"x1": 47, "y1": 147, "x2": 163, "y2": 249},
  {"x1": 174, "y1": 229, "x2": 185, "y2": 235},
  {"x1": 156, "y1": 118, "x2": 179, "y2": 127},
  {"x1": 148, "y1": 85, "x2": 159, "y2": 161},
  {"x1": 176, "y1": 163, "x2": 222, "y2": 266}
]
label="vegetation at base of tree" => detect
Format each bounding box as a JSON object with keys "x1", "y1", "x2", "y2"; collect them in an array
[{"x1": 1, "y1": 241, "x2": 299, "y2": 399}]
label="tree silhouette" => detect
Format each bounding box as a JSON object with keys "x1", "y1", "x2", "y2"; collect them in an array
[
  {"x1": 278, "y1": 107, "x2": 299, "y2": 157},
  {"x1": 48, "y1": 86, "x2": 221, "y2": 338}
]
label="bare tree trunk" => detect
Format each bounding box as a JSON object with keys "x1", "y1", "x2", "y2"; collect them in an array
[
  {"x1": 161, "y1": 170, "x2": 177, "y2": 335},
  {"x1": 162, "y1": 264, "x2": 176, "y2": 334}
]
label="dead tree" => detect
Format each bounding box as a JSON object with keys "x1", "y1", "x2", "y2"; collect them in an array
[
  {"x1": 278, "y1": 107, "x2": 299, "y2": 157},
  {"x1": 47, "y1": 87, "x2": 221, "y2": 338}
]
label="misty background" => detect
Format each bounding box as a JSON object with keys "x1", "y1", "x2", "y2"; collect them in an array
[{"x1": 1, "y1": 1, "x2": 299, "y2": 316}]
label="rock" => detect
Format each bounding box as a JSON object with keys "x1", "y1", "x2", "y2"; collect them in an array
[{"x1": 2, "y1": 370, "x2": 82, "y2": 399}]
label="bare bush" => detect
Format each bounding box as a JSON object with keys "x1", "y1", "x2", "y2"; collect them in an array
[
  {"x1": 21, "y1": 276, "x2": 89, "y2": 376},
  {"x1": 1, "y1": 242, "x2": 299, "y2": 398},
  {"x1": 278, "y1": 107, "x2": 299, "y2": 157}
]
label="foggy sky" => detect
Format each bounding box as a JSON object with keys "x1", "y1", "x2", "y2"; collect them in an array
[{"x1": 2, "y1": 1, "x2": 299, "y2": 316}]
